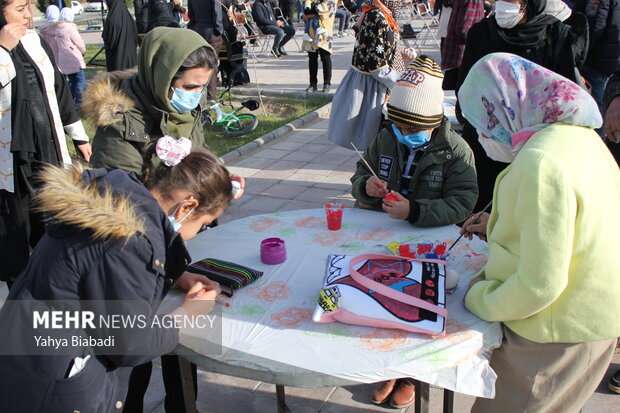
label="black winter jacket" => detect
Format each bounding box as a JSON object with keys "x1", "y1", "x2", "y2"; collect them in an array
[
  {"x1": 457, "y1": 16, "x2": 588, "y2": 91},
  {"x1": 252, "y1": 0, "x2": 277, "y2": 28},
  {"x1": 147, "y1": 0, "x2": 181, "y2": 32},
  {"x1": 0, "y1": 167, "x2": 190, "y2": 413},
  {"x1": 575, "y1": 0, "x2": 620, "y2": 73}
]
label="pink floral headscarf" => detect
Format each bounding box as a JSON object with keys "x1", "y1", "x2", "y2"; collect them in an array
[{"x1": 458, "y1": 53, "x2": 602, "y2": 151}]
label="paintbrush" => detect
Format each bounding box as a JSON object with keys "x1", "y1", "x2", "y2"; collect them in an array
[
  {"x1": 445, "y1": 199, "x2": 493, "y2": 256},
  {"x1": 351, "y1": 142, "x2": 389, "y2": 195}
]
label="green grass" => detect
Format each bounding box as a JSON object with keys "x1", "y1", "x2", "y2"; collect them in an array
[
  {"x1": 84, "y1": 44, "x2": 106, "y2": 77},
  {"x1": 203, "y1": 96, "x2": 330, "y2": 156}
]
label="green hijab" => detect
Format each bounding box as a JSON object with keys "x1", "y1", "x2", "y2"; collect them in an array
[{"x1": 137, "y1": 27, "x2": 212, "y2": 139}]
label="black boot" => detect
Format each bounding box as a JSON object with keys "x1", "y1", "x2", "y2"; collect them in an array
[
  {"x1": 278, "y1": 47, "x2": 288, "y2": 56},
  {"x1": 610, "y1": 368, "x2": 620, "y2": 394},
  {"x1": 305, "y1": 84, "x2": 318, "y2": 92},
  {"x1": 272, "y1": 48, "x2": 281, "y2": 58}
]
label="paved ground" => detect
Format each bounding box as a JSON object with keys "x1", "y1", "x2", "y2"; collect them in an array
[{"x1": 10, "y1": 11, "x2": 619, "y2": 413}]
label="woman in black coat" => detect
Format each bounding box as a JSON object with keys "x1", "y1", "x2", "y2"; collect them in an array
[
  {"x1": 0, "y1": 144, "x2": 233, "y2": 413},
  {"x1": 455, "y1": 0, "x2": 588, "y2": 212},
  {"x1": 103, "y1": 0, "x2": 139, "y2": 71}
]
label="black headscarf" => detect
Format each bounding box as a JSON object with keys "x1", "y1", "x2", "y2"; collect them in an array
[
  {"x1": 491, "y1": 0, "x2": 559, "y2": 48},
  {"x1": 103, "y1": 0, "x2": 139, "y2": 71}
]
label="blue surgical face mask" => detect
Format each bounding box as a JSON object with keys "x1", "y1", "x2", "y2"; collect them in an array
[
  {"x1": 170, "y1": 88, "x2": 202, "y2": 113},
  {"x1": 391, "y1": 124, "x2": 430, "y2": 148},
  {"x1": 167, "y1": 200, "x2": 195, "y2": 232}
]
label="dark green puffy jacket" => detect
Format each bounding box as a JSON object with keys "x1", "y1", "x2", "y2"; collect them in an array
[
  {"x1": 83, "y1": 71, "x2": 206, "y2": 175},
  {"x1": 351, "y1": 118, "x2": 478, "y2": 227}
]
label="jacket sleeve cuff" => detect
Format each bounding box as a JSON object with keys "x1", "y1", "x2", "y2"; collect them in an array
[
  {"x1": 65, "y1": 120, "x2": 89, "y2": 142},
  {"x1": 407, "y1": 200, "x2": 420, "y2": 223},
  {"x1": 604, "y1": 73, "x2": 620, "y2": 109},
  {"x1": 0, "y1": 47, "x2": 16, "y2": 88}
]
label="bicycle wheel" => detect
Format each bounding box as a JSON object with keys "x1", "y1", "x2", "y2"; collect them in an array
[{"x1": 223, "y1": 114, "x2": 258, "y2": 137}]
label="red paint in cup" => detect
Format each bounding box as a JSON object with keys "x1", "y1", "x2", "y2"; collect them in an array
[{"x1": 324, "y1": 203, "x2": 344, "y2": 230}]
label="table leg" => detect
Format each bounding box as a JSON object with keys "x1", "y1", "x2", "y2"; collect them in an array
[
  {"x1": 178, "y1": 356, "x2": 198, "y2": 413},
  {"x1": 276, "y1": 385, "x2": 292, "y2": 413},
  {"x1": 443, "y1": 389, "x2": 454, "y2": 413},
  {"x1": 413, "y1": 380, "x2": 430, "y2": 413}
]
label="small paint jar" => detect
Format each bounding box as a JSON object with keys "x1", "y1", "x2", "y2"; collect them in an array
[{"x1": 260, "y1": 238, "x2": 286, "y2": 265}]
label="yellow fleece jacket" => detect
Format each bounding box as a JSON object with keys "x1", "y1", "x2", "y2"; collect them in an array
[{"x1": 465, "y1": 123, "x2": 620, "y2": 343}]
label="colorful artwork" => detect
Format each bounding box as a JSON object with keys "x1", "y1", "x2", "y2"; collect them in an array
[{"x1": 314, "y1": 254, "x2": 447, "y2": 334}]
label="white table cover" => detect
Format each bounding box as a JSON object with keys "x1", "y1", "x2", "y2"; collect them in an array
[{"x1": 182, "y1": 208, "x2": 501, "y2": 398}]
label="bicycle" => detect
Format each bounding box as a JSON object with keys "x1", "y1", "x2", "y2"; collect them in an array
[{"x1": 201, "y1": 86, "x2": 260, "y2": 137}]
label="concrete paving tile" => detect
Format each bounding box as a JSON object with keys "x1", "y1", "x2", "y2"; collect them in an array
[
  {"x1": 233, "y1": 156, "x2": 277, "y2": 169},
  {"x1": 310, "y1": 135, "x2": 330, "y2": 144},
  {"x1": 268, "y1": 140, "x2": 305, "y2": 151},
  {"x1": 326, "y1": 145, "x2": 357, "y2": 156},
  {"x1": 288, "y1": 133, "x2": 321, "y2": 143},
  {"x1": 237, "y1": 195, "x2": 289, "y2": 212},
  {"x1": 316, "y1": 153, "x2": 349, "y2": 166},
  {"x1": 321, "y1": 385, "x2": 400, "y2": 412},
  {"x1": 229, "y1": 391, "x2": 317, "y2": 413},
  {"x1": 250, "y1": 168, "x2": 295, "y2": 180},
  {"x1": 262, "y1": 183, "x2": 309, "y2": 199},
  {"x1": 195, "y1": 380, "x2": 257, "y2": 412},
  {"x1": 198, "y1": 371, "x2": 259, "y2": 392},
  {"x1": 227, "y1": 165, "x2": 261, "y2": 178},
  {"x1": 301, "y1": 162, "x2": 336, "y2": 175},
  {"x1": 312, "y1": 182, "x2": 351, "y2": 192},
  {"x1": 323, "y1": 173, "x2": 354, "y2": 183},
  {"x1": 253, "y1": 148, "x2": 293, "y2": 160},
  {"x1": 267, "y1": 160, "x2": 303, "y2": 172},
  {"x1": 245, "y1": 178, "x2": 280, "y2": 195},
  {"x1": 276, "y1": 200, "x2": 324, "y2": 212},
  {"x1": 282, "y1": 150, "x2": 321, "y2": 162},
  {"x1": 303, "y1": 143, "x2": 335, "y2": 153},
  {"x1": 286, "y1": 172, "x2": 327, "y2": 186},
  {"x1": 295, "y1": 187, "x2": 349, "y2": 203},
  {"x1": 328, "y1": 166, "x2": 356, "y2": 176},
  {"x1": 340, "y1": 157, "x2": 360, "y2": 170},
  {"x1": 255, "y1": 383, "x2": 336, "y2": 409}
]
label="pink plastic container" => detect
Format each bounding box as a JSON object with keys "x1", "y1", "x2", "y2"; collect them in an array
[{"x1": 260, "y1": 238, "x2": 286, "y2": 265}]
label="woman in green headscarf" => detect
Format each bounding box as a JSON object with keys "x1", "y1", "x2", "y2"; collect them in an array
[{"x1": 83, "y1": 27, "x2": 215, "y2": 174}]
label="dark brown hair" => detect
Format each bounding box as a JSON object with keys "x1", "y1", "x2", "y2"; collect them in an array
[
  {"x1": 171, "y1": 46, "x2": 218, "y2": 83},
  {"x1": 141, "y1": 143, "x2": 232, "y2": 216}
]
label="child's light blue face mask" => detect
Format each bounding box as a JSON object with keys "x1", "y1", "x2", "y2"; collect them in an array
[
  {"x1": 168, "y1": 200, "x2": 195, "y2": 231},
  {"x1": 391, "y1": 124, "x2": 430, "y2": 148}
]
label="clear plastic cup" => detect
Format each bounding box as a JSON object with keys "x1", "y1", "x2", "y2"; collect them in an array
[{"x1": 324, "y1": 203, "x2": 344, "y2": 231}]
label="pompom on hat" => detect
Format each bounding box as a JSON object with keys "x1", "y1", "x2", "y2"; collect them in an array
[{"x1": 387, "y1": 56, "x2": 444, "y2": 130}]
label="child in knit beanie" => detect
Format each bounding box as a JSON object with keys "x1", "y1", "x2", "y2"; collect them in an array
[{"x1": 351, "y1": 56, "x2": 479, "y2": 227}]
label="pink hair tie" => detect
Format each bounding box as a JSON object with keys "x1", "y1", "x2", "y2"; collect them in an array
[{"x1": 156, "y1": 135, "x2": 192, "y2": 167}]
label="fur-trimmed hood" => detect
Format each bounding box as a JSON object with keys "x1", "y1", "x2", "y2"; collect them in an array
[
  {"x1": 81, "y1": 70, "x2": 138, "y2": 127},
  {"x1": 36, "y1": 165, "x2": 146, "y2": 239}
]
